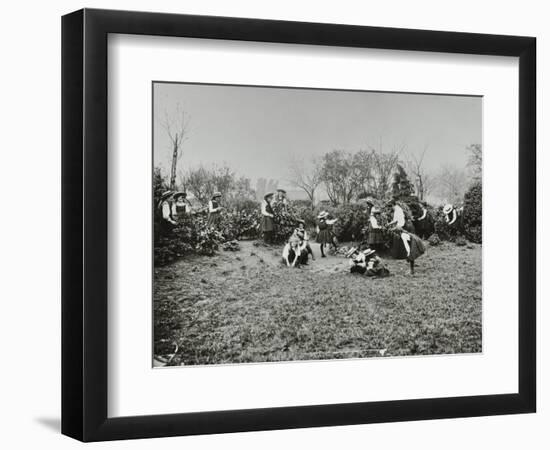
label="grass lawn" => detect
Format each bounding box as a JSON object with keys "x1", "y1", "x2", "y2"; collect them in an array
[{"x1": 154, "y1": 240, "x2": 482, "y2": 365}]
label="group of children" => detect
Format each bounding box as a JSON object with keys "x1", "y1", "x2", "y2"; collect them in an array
[
  {"x1": 159, "y1": 188, "x2": 435, "y2": 276},
  {"x1": 281, "y1": 210, "x2": 339, "y2": 267},
  {"x1": 346, "y1": 247, "x2": 390, "y2": 277},
  {"x1": 281, "y1": 206, "x2": 426, "y2": 276}
]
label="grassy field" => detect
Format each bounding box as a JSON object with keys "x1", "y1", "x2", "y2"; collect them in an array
[{"x1": 154, "y1": 240, "x2": 482, "y2": 366}]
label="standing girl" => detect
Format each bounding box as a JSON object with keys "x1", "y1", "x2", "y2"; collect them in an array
[
  {"x1": 158, "y1": 190, "x2": 176, "y2": 235},
  {"x1": 316, "y1": 211, "x2": 338, "y2": 257},
  {"x1": 261, "y1": 192, "x2": 275, "y2": 244},
  {"x1": 172, "y1": 191, "x2": 191, "y2": 222},
  {"x1": 207, "y1": 192, "x2": 223, "y2": 228},
  {"x1": 392, "y1": 228, "x2": 425, "y2": 274},
  {"x1": 367, "y1": 206, "x2": 386, "y2": 250},
  {"x1": 274, "y1": 188, "x2": 289, "y2": 212}
]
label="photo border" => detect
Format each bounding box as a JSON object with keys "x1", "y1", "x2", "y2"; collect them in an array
[
  {"x1": 151, "y1": 79, "x2": 484, "y2": 366},
  {"x1": 62, "y1": 8, "x2": 536, "y2": 441}
]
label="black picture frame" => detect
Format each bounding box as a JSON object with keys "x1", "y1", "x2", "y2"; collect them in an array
[{"x1": 62, "y1": 8, "x2": 536, "y2": 442}]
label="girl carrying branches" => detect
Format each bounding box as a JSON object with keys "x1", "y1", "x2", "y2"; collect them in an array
[{"x1": 316, "y1": 211, "x2": 338, "y2": 258}]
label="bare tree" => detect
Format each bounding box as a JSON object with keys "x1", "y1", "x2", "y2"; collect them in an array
[
  {"x1": 184, "y1": 165, "x2": 235, "y2": 205},
  {"x1": 406, "y1": 145, "x2": 432, "y2": 201},
  {"x1": 368, "y1": 141, "x2": 403, "y2": 199},
  {"x1": 288, "y1": 157, "x2": 322, "y2": 208},
  {"x1": 350, "y1": 150, "x2": 375, "y2": 196},
  {"x1": 319, "y1": 150, "x2": 363, "y2": 205},
  {"x1": 161, "y1": 104, "x2": 190, "y2": 191},
  {"x1": 433, "y1": 164, "x2": 468, "y2": 205}
]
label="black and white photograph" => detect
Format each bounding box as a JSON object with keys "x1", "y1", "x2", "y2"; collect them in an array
[
  {"x1": 0, "y1": 0, "x2": 542, "y2": 446},
  {"x1": 153, "y1": 82, "x2": 483, "y2": 367}
]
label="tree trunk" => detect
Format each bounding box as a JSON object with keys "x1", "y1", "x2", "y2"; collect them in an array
[
  {"x1": 169, "y1": 133, "x2": 178, "y2": 191},
  {"x1": 418, "y1": 175, "x2": 424, "y2": 201},
  {"x1": 309, "y1": 189, "x2": 316, "y2": 210}
]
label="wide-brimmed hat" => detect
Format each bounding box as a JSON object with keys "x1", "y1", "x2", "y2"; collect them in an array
[
  {"x1": 317, "y1": 211, "x2": 329, "y2": 219},
  {"x1": 264, "y1": 192, "x2": 274, "y2": 200},
  {"x1": 160, "y1": 190, "x2": 174, "y2": 201},
  {"x1": 443, "y1": 204, "x2": 453, "y2": 214},
  {"x1": 173, "y1": 191, "x2": 187, "y2": 200},
  {"x1": 371, "y1": 206, "x2": 381, "y2": 214},
  {"x1": 276, "y1": 188, "x2": 287, "y2": 194},
  {"x1": 212, "y1": 191, "x2": 222, "y2": 198},
  {"x1": 365, "y1": 197, "x2": 375, "y2": 206},
  {"x1": 363, "y1": 248, "x2": 376, "y2": 257},
  {"x1": 295, "y1": 219, "x2": 305, "y2": 225},
  {"x1": 345, "y1": 247, "x2": 359, "y2": 258}
]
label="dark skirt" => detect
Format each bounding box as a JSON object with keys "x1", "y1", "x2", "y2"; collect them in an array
[
  {"x1": 261, "y1": 216, "x2": 275, "y2": 232},
  {"x1": 159, "y1": 219, "x2": 175, "y2": 236},
  {"x1": 414, "y1": 216, "x2": 434, "y2": 239},
  {"x1": 391, "y1": 232, "x2": 425, "y2": 260},
  {"x1": 367, "y1": 228, "x2": 385, "y2": 245},
  {"x1": 366, "y1": 265, "x2": 390, "y2": 277},
  {"x1": 283, "y1": 248, "x2": 308, "y2": 266},
  {"x1": 391, "y1": 234, "x2": 408, "y2": 259},
  {"x1": 207, "y1": 212, "x2": 222, "y2": 228},
  {"x1": 350, "y1": 264, "x2": 367, "y2": 274},
  {"x1": 408, "y1": 233, "x2": 425, "y2": 261},
  {"x1": 317, "y1": 228, "x2": 333, "y2": 244}
]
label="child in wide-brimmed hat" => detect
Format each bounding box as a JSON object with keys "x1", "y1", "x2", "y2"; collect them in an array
[
  {"x1": 367, "y1": 206, "x2": 386, "y2": 250},
  {"x1": 158, "y1": 190, "x2": 177, "y2": 230},
  {"x1": 207, "y1": 192, "x2": 224, "y2": 228},
  {"x1": 316, "y1": 211, "x2": 338, "y2": 257},
  {"x1": 346, "y1": 247, "x2": 367, "y2": 274},
  {"x1": 172, "y1": 191, "x2": 191, "y2": 219},
  {"x1": 443, "y1": 203, "x2": 464, "y2": 234},
  {"x1": 364, "y1": 248, "x2": 390, "y2": 277},
  {"x1": 346, "y1": 247, "x2": 389, "y2": 277},
  {"x1": 274, "y1": 188, "x2": 289, "y2": 211},
  {"x1": 292, "y1": 219, "x2": 315, "y2": 262},
  {"x1": 282, "y1": 235, "x2": 307, "y2": 268}
]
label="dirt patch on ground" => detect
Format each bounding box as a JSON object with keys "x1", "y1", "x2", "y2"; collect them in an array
[{"x1": 154, "y1": 240, "x2": 482, "y2": 365}]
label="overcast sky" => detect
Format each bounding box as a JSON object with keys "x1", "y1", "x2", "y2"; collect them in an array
[{"x1": 153, "y1": 82, "x2": 481, "y2": 189}]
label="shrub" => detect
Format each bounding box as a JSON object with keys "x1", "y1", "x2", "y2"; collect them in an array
[
  {"x1": 222, "y1": 240, "x2": 240, "y2": 251},
  {"x1": 219, "y1": 209, "x2": 261, "y2": 241},
  {"x1": 463, "y1": 181, "x2": 482, "y2": 243},
  {"x1": 195, "y1": 225, "x2": 223, "y2": 256},
  {"x1": 465, "y1": 225, "x2": 482, "y2": 244},
  {"x1": 333, "y1": 203, "x2": 371, "y2": 242},
  {"x1": 427, "y1": 233, "x2": 441, "y2": 246},
  {"x1": 272, "y1": 201, "x2": 299, "y2": 243},
  {"x1": 455, "y1": 235, "x2": 467, "y2": 246},
  {"x1": 433, "y1": 207, "x2": 456, "y2": 241},
  {"x1": 154, "y1": 214, "x2": 198, "y2": 266},
  {"x1": 312, "y1": 203, "x2": 370, "y2": 243},
  {"x1": 154, "y1": 214, "x2": 223, "y2": 264}
]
